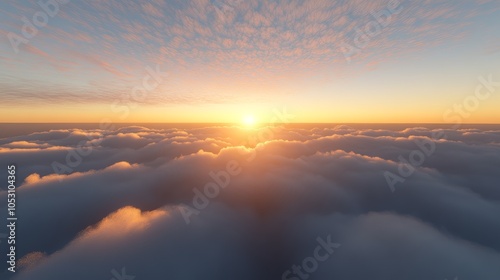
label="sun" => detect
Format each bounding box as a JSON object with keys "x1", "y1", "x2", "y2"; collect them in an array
[{"x1": 242, "y1": 115, "x2": 256, "y2": 127}]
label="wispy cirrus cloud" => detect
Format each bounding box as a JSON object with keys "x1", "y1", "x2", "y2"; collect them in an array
[{"x1": 1, "y1": 0, "x2": 498, "y2": 107}]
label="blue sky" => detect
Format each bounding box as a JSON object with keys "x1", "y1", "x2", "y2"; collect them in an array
[{"x1": 0, "y1": 0, "x2": 499, "y2": 122}]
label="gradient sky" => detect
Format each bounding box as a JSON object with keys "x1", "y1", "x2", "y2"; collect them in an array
[{"x1": 1, "y1": 0, "x2": 499, "y2": 123}]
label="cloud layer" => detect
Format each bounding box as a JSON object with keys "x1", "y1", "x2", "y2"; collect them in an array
[{"x1": 1, "y1": 124, "x2": 500, "y2": 279}]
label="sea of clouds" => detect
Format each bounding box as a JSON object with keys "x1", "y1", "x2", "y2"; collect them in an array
[{"x1": 1, "y1": 124, "x2": 500, "y2": 280}]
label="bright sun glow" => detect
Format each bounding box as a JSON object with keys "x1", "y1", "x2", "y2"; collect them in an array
[{"x1": 243, "y1": 115, "x2": 256, "y2": 126}]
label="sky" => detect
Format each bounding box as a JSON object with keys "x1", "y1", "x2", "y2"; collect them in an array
[{"x1": 1, "y1": 0, "x2": 499, "y2": 123}]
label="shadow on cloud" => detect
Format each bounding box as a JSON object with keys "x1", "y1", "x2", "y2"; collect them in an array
[{"x1": 0, "y1": 125, "x2": 499, "y2": 279}]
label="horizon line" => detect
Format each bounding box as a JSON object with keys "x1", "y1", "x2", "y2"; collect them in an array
[{"x1": 1, "y1": 122, "x2": 500, "y2": 125}]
